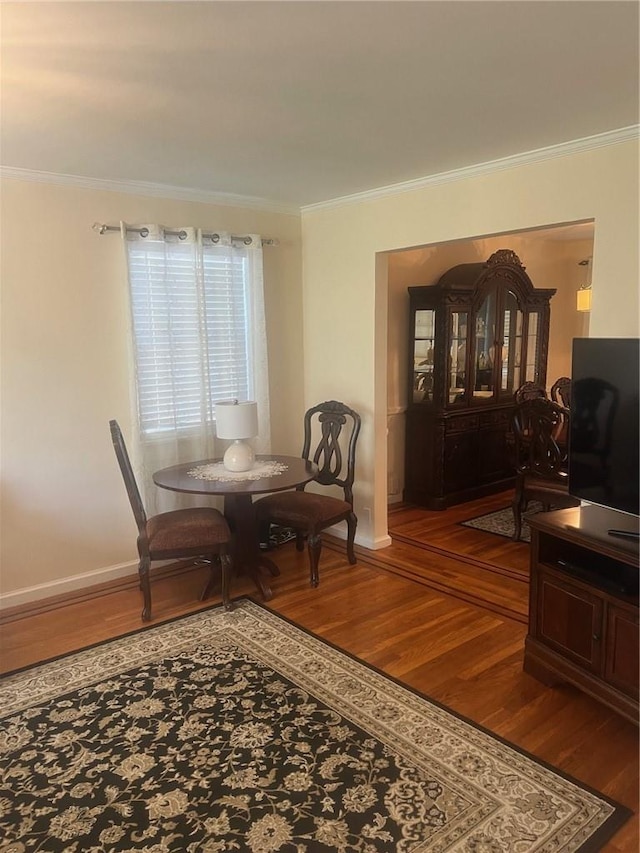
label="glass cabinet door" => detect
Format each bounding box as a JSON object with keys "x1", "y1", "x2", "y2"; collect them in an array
[
  {"x1": 472, "y1": 290, "x2": 496, "y2": 400},
  {"x1": 448, "y1": 311, "x2": 468, "y2": 404},
  {"x1": 412, "y1": 309, "x2": 435, "y2": 402},
  {"x1": 525, "y1": 312, "x2": 540, "y2": 382},
  {"x1": 499, "y1": 290, "x2": 523, "y2": 397}
]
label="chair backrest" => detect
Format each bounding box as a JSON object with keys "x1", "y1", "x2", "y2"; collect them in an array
[
  {"x1": 514, "y1": 381, "x2": 547, "y2": 405},
  {"x1": 110, "y1": 420, "x2": 147, "y2": 534},
  {"x1": 550, "y1": 376, "x2": 572, "y2": 408},
  {"x1": 301, "y1": 400, "x2": 361, "y2": 505},
  {"x1": 512, "y1": 397, "x2": 569, "y2": 481}
]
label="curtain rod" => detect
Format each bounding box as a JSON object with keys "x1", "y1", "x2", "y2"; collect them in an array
[{"x1": 92, "y1": 222, "x2": 278, "y2": 247}]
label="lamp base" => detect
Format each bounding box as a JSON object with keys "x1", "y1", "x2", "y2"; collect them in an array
[{"x1": 223, "y1": 440, "x2": 255, "y2": 472}]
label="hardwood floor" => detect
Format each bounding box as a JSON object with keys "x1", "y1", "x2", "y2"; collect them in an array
[
  {"x1": 1, "y1": 496, "x2": 638, "y2": 851},
  {"x1": 387, "y1": 490, "x2": 530, "y2": 622}
]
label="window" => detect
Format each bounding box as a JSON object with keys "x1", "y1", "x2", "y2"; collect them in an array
[{"x1": 126, "y1": 235, "x2": 257, "y2": 436}]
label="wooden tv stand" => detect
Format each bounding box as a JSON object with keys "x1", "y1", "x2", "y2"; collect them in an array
[{"x1": 525, "y1": 506, "x2": 639, "y2": 725}]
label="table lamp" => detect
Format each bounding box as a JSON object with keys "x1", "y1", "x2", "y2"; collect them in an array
[{"x1": 215, "y1": 400, "x2": 259, "y2": 472}]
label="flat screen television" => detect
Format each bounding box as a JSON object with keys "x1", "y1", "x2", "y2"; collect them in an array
[{"x1": 569, "y1": 338, "x2": 639, "y2": 533}]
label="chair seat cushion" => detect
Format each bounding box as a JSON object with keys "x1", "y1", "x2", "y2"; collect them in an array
[
  {"x1": 520, "y1": 474, "x2": 580, "y2": 508},
  {"x1": 255, "y1": 492, "x2": 351, "y2": 529},
  {"x1": 146, "y1": 507, "x2": 230, "y2": 553},
  {"x1": 522, "y1": 473, "x2": 570, "y2": 493}
]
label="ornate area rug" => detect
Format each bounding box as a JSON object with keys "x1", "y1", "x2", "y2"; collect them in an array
[
  {"x1": 460, "y1": 504, "x2": 545, "y2": 543},
  {"x1": 1, "y1": 599, "x2": 630, "y2": 852}
]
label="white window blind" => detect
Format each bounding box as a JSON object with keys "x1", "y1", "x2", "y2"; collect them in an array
[{"x1": 127, "y1": 239, "x2": 252, "y2": 435}]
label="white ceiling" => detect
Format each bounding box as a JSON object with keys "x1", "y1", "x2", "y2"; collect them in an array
[{"x1": 1, "y1": 1, "x2": 638, "y2": 208}]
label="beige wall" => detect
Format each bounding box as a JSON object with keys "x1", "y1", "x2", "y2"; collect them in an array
[
  {"x1": 0, "y1": 178, "x2": 303, "y2": 602},
  {"x1": 2, "y1": 138, "x2": 638, "y2": 603},
  {"x1": 301, "y1": 140, "x2": 639, "y2": 548}
]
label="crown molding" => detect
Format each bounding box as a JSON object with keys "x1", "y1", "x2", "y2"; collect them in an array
[
  {"x1": 2, "y1": 125, "x2": 637, "y2": 216},
  {"x1": 301, "y1": 125, "x2": 640, "y2": 214},
  {"x1": 0, "y1": 166, "x2": 300, "y2": 216}
]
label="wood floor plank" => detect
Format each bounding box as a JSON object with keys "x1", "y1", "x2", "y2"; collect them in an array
[
  {"x1": 384, "y1": 491, "x2": 532, "y2": 619},
  {"x1": 1, "y1": 501, "x2": 637, "y2": 852}
]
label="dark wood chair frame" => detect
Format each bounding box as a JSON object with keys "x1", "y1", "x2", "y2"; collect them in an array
[
  {"x1": 110, "y1": 420, "x2": 233, "y2": 621},
  {"x1": 550, "y1": 376, "x2": 572, "y2": 408},
  {"x1": 510, "y1": 398, "x2": 579, "y2": 540},
  {"x1": 514, "y1": 381, "x2": 547, "y2": 405},
  {"x1": 255, "y1": 400, "x2": 361, "y2": 587}
]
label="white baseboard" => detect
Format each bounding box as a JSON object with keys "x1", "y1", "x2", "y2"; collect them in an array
[
  {"x1": 0, "y1": 560, "x2": 139, "y2": 610},
  {"x1": 327, "y1": 524, "x2": 392, "y2": 551},
  {"x1": 364, "y1": 533, "x2": 393, "y2": 550},
  {"x1": 1, "y1": 524, "x2": 395, "y2": 612}
]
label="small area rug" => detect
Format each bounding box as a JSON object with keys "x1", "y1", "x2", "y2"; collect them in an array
[
  {"x1": 1, "y1": 599, "x2": 630, "y2": 852},
  {"x1": 460, "y1": 503, "x2": 545, "y2": 543}
]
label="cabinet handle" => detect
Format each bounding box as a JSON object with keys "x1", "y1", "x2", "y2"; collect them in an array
[{"x1": 592, "y1": 633, "x2": 601, "y2": 642}]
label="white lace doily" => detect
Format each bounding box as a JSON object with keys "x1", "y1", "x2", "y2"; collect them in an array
[{"x1": 187, "y1": 460, "x2": 289, "y2": 482}]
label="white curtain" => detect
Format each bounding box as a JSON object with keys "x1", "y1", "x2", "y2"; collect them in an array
[{"x1": 121, "y1": 224, "x2": 271, "y2": 514}]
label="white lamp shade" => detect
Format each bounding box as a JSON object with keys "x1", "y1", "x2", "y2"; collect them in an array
[{"x1": 215, "y1": 400, "x2": 258, "y2": 439}]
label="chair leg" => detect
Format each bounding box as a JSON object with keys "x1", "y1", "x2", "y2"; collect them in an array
[
  {"x1": 307, "y1": 533, "x2": 321, "y2": 588},
  {"x1": 346, "y1": 512, "x2": 357, "y2": 565},
  {"x1": 220, "y1": 552, "x2": 234, "y2": 611},
  {"x1": 295, "y1": 531, "x2": 305, "y2": 552},
  {"x1": 200, "y1": 557, "x2": 218, "y2": 602},
  {"x1": 200, "y1": 553, "x2": 234, "y2": 611},
  {"x1": 139, "y1": 556, "x2": 152, "y2": 622},
  {"x1": 512, "y1": 492, "x2": 525, "y2": 542}
]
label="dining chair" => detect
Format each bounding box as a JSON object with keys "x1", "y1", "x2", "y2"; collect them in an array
[
  {"x1": 506, "y1": 383, "x2": 544, "y2": 465},
  {"x1": 254, "y1": 400, "x2": 361, "y2": 587},
  {"x1": 510, "y1": 398, "x2": 579, "y2": 540},
  {"x1": 109, "y1": 420, "x2": 233, "y2": 621},
  {"x1": 514, "y1": 380, "x2": 547, "y2": 405},
  {"x1": 550, "y1": 376, "x2": 572, "y2": 408}
]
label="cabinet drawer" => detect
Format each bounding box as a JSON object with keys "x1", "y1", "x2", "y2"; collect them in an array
[
  {"x1": 479, "y1": 408, "x2": 513, "y2": 428},
  {"x1": 537, "y1": 572, "x2": 604, "y2": 673},
  {"x1": 443, "y1": 433, "x2": 478, "y2": 492},
  {"x1": 445, "y1": 414, "x2": 479, "y2": 434},
  {"x1": 605, "y1": 603, "x2": 639, "y2": 699}
]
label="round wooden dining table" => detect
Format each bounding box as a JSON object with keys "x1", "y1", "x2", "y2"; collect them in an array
[{"x1": 153, "y1": 454, "x2": 318, "y2": 600}]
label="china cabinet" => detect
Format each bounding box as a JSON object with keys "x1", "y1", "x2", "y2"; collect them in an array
[{"x1": 404, "y1": 249, "x2": 556, "y2": 509}]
